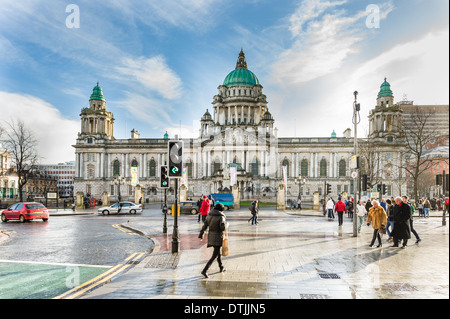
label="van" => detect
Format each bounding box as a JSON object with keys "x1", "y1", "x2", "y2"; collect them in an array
[{"x1": 210, "y1": 193, "x2": 234, "y2": 210}]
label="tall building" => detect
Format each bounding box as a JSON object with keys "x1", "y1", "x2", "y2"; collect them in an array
[
  {"x1": 73, "y1": 50, "x2": 410, "y2": 203},
  {"x1": 35, "y1": 162, "x2": 76, "y2": 198}
]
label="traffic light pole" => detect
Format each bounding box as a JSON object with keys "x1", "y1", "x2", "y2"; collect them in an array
[
  {"x1": 172, "y1": 178, "x2": 180, "y2": 253},
  {"x1": 163, "y1": 189, "x2": 168, "y2": 234},
  {"x1": 352, "y1": 91, "x2": 360, "y2": 237}
]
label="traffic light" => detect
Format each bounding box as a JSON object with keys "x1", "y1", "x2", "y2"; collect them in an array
[
  {"x1": 436, "y1": 174, "x2": 443, "y2": 185},
  {"x1": 160, "y1": 165, "x2": 169, "y2": 188},
  {"x1": 382, "y1": 184, "x2": 387, "y2": 195},
  {"x1": 326, "y1": 183, "x2": 332, "y2": 195},
  {"x1": 168, "y1": 140, "x2": 183, "y2": 177},
  {"x1": 362, "y1": 174, "x2": 368, "y2": 191},
  {"x1": 376, "y1": 184, "x2": 382, "y2": 192}
]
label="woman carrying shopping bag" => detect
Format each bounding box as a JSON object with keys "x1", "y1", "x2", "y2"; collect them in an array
[{"x1": 199, "y1": 203, "x2": 227, "y2": 278}]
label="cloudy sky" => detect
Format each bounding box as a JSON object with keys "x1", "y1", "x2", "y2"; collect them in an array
[{"x1": 0, "y1": 0, "x2": 448, "y2": 163}]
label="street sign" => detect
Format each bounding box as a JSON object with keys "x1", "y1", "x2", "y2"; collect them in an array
[{"x1": 351, "y1": 171, "x2": 358, "y2": 179}]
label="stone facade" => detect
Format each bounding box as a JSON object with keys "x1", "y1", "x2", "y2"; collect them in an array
[{"x1": 73, "y1": 51, "x2": 409, "y2": 204}]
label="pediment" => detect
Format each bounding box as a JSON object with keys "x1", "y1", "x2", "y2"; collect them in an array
[{"x1": 202, "y1": 127, "x2": 268, "y2": 147}]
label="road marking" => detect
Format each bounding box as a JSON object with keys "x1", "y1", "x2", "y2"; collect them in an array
[
  {"x1": 54, "y1": 252, "x2": 146, "y2": 299},
  {"x1": 0, "y1": 259, "x2": 110, "y2": 268},
  {"x1": 112, "y1": 224, "x2": 138, "y2": 235}
]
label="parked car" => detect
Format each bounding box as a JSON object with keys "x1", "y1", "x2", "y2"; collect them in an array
[
  {"x1": 1, "y1": 202, "x2": 49, "y2": 223},
  {"x1": 98, "y1": 202, "x2": 142, "y2": 215},
  {"x1": 168, "y1": 201, "x2": 199, "y2": 215}
]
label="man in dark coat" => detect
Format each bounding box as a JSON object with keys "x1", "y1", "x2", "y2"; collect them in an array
[
  {"x1": 390, "y1": 197, "x2": 411, "y2": 248},
  {"x1": 199, "y1": 203, "x2": 227, "y2": 278}
]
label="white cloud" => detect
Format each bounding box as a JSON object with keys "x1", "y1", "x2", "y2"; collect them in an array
[
  {"x1": 271, "y1": 26, "x2": 449, "y2": 139},
  {"x1": 272, "y1": 0, "x2": 393, "y2": 84},
  {"x1": 0, "y1": 92, "x2": 78, "y2": 163},
  {"x1": 115, "y1": 56, "x2": 183, "y2": 100}
]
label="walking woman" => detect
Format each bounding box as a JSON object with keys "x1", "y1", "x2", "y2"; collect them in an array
[
  {"x1": 199, "y1": 203, "x2": 227, "y2": 278},
  {"x1": 334, "y1": 197, "x2": 347, "y2": 226},
  {"x1": 366, "y1": 200, "x2": 387, "y2": 248}
]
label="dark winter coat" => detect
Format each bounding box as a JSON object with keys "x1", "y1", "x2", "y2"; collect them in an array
[
  {"x1": 199, "y1": 209, "x2": 226, "y2": 247},
  {"x1": 391, "y1": 202, "x2": 411, "y2": 239}
]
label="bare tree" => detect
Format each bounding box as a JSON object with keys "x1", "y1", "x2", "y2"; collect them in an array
[
  {"x1": 2, "y1": 120, "x2": 40, "y2": 202},
  {"x1": 398, "y1": 106, "x2": 439, "y2": 202}
]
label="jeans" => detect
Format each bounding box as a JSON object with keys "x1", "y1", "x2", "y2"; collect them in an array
[
  {"x1": 337, "y1": 211, "x2": 344, "y2": 226},
  {"x1": 327, "y1": 209, "x2": 334, "y2": 219},
  {"x1": 357, "y1": 216, "x2": 364, "y2": 232},
  {"x1": 203, "y1": 246, "x2": 223, "y2": 272},
  {"x1": 251, "y1": 214, "x2": 258, "y2": 225},
  {"x1": 410, "y1": 219, "x2": 420, "y2": 240},
  {"x1": 386, "y1": 220, "x2": 395, "y2": 237},
  {"x1": 423, "y1": 207, "x2": 430, "y2": 217}
]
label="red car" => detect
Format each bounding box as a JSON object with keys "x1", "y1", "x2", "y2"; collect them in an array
[{"x1": 1, "y1": 202, "x2": 49, "y2": 223}]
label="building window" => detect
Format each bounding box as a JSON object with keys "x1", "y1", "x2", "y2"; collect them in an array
[
  {"x1": 339, "y1": 159, "x2": 346, "y2": 177},
  {"x1": 149, "y1": 160, "x2": 156, "y2": 177},
  {"x1": 320, "y1": 159, "x2": 327, "y2": 177},
  {"x1": 282, "y1": 159, "x2": 289, "y2": 178},
  {"x1": 131, "y1": 159, "x2": 138, "y2": 167},
  {"x1": 186, "y1": 162, "x2": 193, "y2": 178},
  {"x1": 113, "y1": 160, "x2": 120, "y2": 177},
  {"x1": 301, "y1": 160, "x2": 308, "y2": 177},
  {"x1": 251, "y1": 159, "x2": 259, "y2": 176}
]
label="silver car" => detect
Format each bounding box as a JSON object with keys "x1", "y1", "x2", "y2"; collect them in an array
[{"x1": 98, "y1": 202, "x2": 142, "y2": 215}]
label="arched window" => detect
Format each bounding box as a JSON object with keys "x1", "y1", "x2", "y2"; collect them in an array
[
  {"x1": 282, "y1": 159, "x2": 289, "y2": 178},
  {"x1": 320, "y1": 159, "x2": 327, "y2": 177},
  {"x1": 131, "y1": 159, "x2": 138, "y2": 167},
  {"x1": 301, "y1": 159, "x2": 308, "y2": 177},
  {"x1": 113, "y1": 160, "x2": 120, "y2": 177},
  {"x1": 339, "y1": 159, "x2": 346, "y2": 177},
  {"x1": 149, "y1": 160, "x2": 156, "y2": 177},
  {"x1": 251, "y1": 158, "x2": 259, "y2": 176}
]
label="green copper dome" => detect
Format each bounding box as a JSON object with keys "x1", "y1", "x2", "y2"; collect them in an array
[
  {"x1": 378, "y1": 77, "x2": 393, "y2": 98},
  {"x1": 331, "y1": 130, "x2": 337, "y2": 138},
  {"x1": 90, "y1": 82, "x2": 106, "y2": 101},
  {"x1": 223, "y1": 49, "x2": 260, "y2": 87},
  {"x1": 223, "y1": 68, "x2": 260, "y2": 87}
]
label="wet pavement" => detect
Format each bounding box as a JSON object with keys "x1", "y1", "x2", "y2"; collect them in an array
[{"x1": 80, "y1": 208, "x2": 449, "y2": 299}]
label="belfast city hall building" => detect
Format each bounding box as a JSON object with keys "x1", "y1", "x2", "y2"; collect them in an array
[{"x1": 73, "y1": 50, "x2": 409, "y2": 205}]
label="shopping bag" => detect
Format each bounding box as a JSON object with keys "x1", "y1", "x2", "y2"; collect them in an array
[{"x1": 222, "y1": 237, "x2": 229, "y2": 256}]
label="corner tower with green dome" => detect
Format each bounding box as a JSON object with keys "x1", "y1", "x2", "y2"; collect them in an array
[
  {"x1": 204, "y1": 49, "x2": 273, "y2": 138},
  {"x1": 79, "y1": 82, "x2": 115, "y2": 141}
]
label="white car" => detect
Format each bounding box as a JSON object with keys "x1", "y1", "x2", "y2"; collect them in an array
[{"x1": 98, "y1": 202, "x2": 142, "y2": 215}]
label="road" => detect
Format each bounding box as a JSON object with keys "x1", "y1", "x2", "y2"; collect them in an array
[{"x1": 0, "y1": 205, "x2": 160, "y2": 299}]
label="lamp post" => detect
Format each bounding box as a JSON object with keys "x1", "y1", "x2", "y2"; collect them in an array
[
  {"x1": 352, "y1": 91, "x2": 361, "y2": 237},
  {"x1": 114, "y1": 175, "x2": 125, "y2": 202},
  {"x1": 295, "y1": 175, "x2": 306, "y2": 209}
]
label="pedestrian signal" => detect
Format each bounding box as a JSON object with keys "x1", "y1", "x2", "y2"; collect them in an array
[
  {"x1": 160, "y1": 165, "x2": 169, "y2": 188},
  {"x1": 168, "y1": 141, "x2": 183, "y2": 178}
]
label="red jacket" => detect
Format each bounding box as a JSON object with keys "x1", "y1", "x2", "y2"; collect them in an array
[
  {"x1": 199, "y1": 199, "x2": 210, "y2": 216},
  {"x1": 334, "y1": 200, "x2": 347, "y2": 212}
]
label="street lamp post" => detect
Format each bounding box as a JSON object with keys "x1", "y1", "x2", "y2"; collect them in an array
[
  {"x1": 352, "y1": 91, "x2": 361, "y2": 237},
  {"x1": 114, "y1": 175, "x2": 125, "y2": 202}
]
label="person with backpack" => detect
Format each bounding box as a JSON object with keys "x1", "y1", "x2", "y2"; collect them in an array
[{"x1": 248, "y1": 200, "x2": 259, "y2": 225}]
